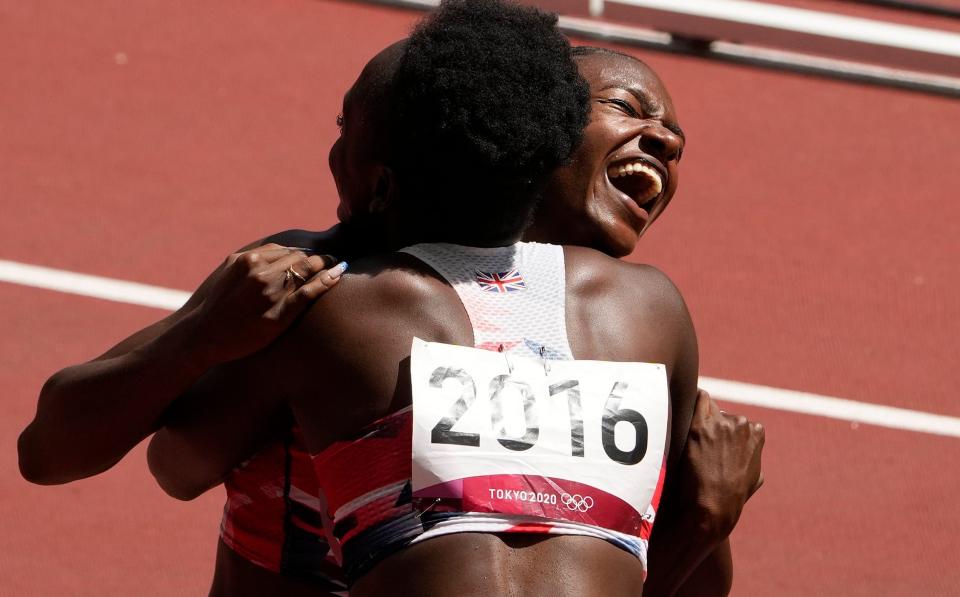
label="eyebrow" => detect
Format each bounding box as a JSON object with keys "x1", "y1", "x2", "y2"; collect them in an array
[{"x1": 601, "y1": 84, "x2": 686, "y2": 141}]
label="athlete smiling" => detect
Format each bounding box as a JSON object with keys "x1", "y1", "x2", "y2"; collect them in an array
[
  {"x1": 146, "y1": 1, "x2": 758, "y2": 595},
  {"x1": 20, "y1": 2, "x2": 763, "y2": 596}
]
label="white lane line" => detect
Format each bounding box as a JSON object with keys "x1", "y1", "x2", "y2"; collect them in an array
[
  {"x1": 0, "y1": 259, "x2": 190, "y2": 311},
  {"x1": 3, "y1": 259, "x2": 959, "y2": 438},
  {"x1": 700, "y1": 377, "x2": 960, "y2": 438}
]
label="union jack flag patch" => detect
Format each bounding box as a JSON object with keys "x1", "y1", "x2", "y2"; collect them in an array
[{"x1": 475, "y1": 269, "x2": 526, "y2": 293}]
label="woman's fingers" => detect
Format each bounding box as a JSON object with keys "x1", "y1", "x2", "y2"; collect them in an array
[
  {"x1": 284, "y1": 262, "x2": 350, "y2": 308},
  {"x1": 265, "y1": 251, "x2": 338, "y2": 289}
]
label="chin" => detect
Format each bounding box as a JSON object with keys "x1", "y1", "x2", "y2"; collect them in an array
[{"x1": 597, "y1": 230, "x2": 638, "y2": 258}]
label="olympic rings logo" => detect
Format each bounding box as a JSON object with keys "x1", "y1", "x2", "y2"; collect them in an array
[{"x1": 560, "y1": 493, "x2": 595, "y2": 512}]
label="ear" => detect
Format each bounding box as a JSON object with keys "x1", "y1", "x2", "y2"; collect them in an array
[{"x1": 367, "y1": 166, "x2": 396, "y2": 214}]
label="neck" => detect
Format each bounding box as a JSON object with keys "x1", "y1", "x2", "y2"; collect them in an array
[
  {"x1": 409, "y1": 228, "x2": 524, "y2": 248},
  {"x1": 336, "y1": 218, "x2": 394, "y2": 260},
  {"x1": 521, "y1": 219, "x2": 551, "y2": 244},
  {"x1": 377, "y1": 211, "x2": 527, "y2": 250}
]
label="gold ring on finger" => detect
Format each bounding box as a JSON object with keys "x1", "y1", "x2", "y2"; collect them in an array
[{"x1": 287, "y1": 266, "x2": 307, "y2": 285}]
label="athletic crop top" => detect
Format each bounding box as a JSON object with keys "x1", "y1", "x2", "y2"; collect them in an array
[
  {"x1": 312, "y1": 242, "x2": 668, "y2": 585},
  {"x1": 219, "y1": 426, "x2": 348, "y2": 593}
]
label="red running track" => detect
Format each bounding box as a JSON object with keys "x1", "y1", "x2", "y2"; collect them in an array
[{"x1": 1, "y1": 0, "x2": 958, "y2": 594}]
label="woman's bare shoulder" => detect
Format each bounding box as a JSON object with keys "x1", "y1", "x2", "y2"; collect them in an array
[
  {"x1": 293, "y1": 252, "x2": 471, "y2": 356},
  {"x1": 562, "y1": 245, "x2": 687, "y2": 315}
]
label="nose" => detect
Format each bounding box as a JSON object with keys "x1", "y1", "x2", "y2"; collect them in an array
[{"x1": 639, "y1": 124, "x2": 683, "y2": 163}]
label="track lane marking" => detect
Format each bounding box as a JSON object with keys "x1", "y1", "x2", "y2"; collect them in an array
[
  {"x1": 3, "y1": 258, "x2": 959, "y2": 438},
  {"x1": 0, "y1": 259, "x2": 190, "y2": 311},
  {"x1": 700, "y1": 377, "x2": 960, "y2": 437}
]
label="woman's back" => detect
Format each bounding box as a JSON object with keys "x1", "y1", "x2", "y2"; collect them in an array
[
  {"x1": 268, "y1": 243, "x2": 697, "y2": 595},
  {"x1": 287, "y1": 246, "x2": 695, "y2": 452},
  {"x1": 238, "y1": 1, "x2": 694, "y2": 592}
]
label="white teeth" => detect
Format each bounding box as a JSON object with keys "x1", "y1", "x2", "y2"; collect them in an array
[{"x1": 607, "y1": 161, "x2": 664, "y2": 203}]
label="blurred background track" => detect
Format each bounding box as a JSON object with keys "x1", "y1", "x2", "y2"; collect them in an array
[{"x1": 1, "y1": 0, "x2": 958, "y2": 594}]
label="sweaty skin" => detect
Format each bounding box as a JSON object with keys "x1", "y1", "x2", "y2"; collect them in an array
[
  {"x1": 178, "y1": 246, "x2": 699, "y2": 597},
  {"x1": 18, "y1": 239, "x2": 344, "y2": 485},
  {"x1": 526, "y1": 52, "x2": 684, "y2": 259},
  {"x1": 152, "y1": 48, "x2": 751, "y2": 596},
  {"x1": 20, "y1": 43, "x2": 763, "y2": 597}
]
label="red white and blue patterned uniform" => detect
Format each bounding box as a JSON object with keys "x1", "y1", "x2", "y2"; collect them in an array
[
  {"x1": 311, "y1": 242, "x2": 667, "y2": 584},
  {"x1": 220, "y1": 427, "x2": 347, "y2": 593}
]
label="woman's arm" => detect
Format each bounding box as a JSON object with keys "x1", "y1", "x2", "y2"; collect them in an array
[
  {"x1": 18, "y1": 241, "x2": 339, "y2": 484},
  {"x1": 147, "y1": 258, "x2": 358, "y2": 501},
  {"x1": 146, "y1": 354, "x2": 296, "y2": 501},
  {"x1": 644, "y1": 390, "x2": 765, "y2": 596},
  {"x1": 621, "y1": 265, "x2": 764, "y2": 596}
]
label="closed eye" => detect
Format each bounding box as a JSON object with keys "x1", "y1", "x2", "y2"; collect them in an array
[{"x1": 599, "y1": 98, "x2": 640, "y2": 118}]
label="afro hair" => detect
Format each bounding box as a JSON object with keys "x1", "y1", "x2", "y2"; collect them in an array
[{"x1": 388, "y1": 0, "x2": 590, "y2": 244}]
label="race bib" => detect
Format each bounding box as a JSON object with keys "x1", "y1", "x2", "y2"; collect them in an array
[{"x1": 410, "y1": 338, "x2": 668, "y2": 537}]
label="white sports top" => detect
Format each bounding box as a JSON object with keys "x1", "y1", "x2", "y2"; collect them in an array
[
  {"x1": 400, "y1": 241, "x2": 575, "y2": 360},
  {"x1": 312, "y1": 242, "x2": 666, "y2": 585}
]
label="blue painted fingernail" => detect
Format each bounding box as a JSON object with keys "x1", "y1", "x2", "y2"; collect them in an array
[{"x1": 331, "y1": 261, "x2": 349, "y2": 279}]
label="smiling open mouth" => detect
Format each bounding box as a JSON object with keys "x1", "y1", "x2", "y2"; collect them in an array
[{"x1": 607, "y1": 160, "x2": 663, "y2": 210}]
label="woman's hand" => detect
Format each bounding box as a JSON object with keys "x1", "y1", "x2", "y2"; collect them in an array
[
  {"x1": 188, "y1": 244, "x2": 348, "y2": 363},
  {"x1": 645, "y1": 389, "x2": 765, "y2": 596},
  {"x1": 19, "y1": 238, "x2": 347, "y2": 485},
  {"x1": 680, "y1": 389, "x2": 765, "y2": 537}
]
